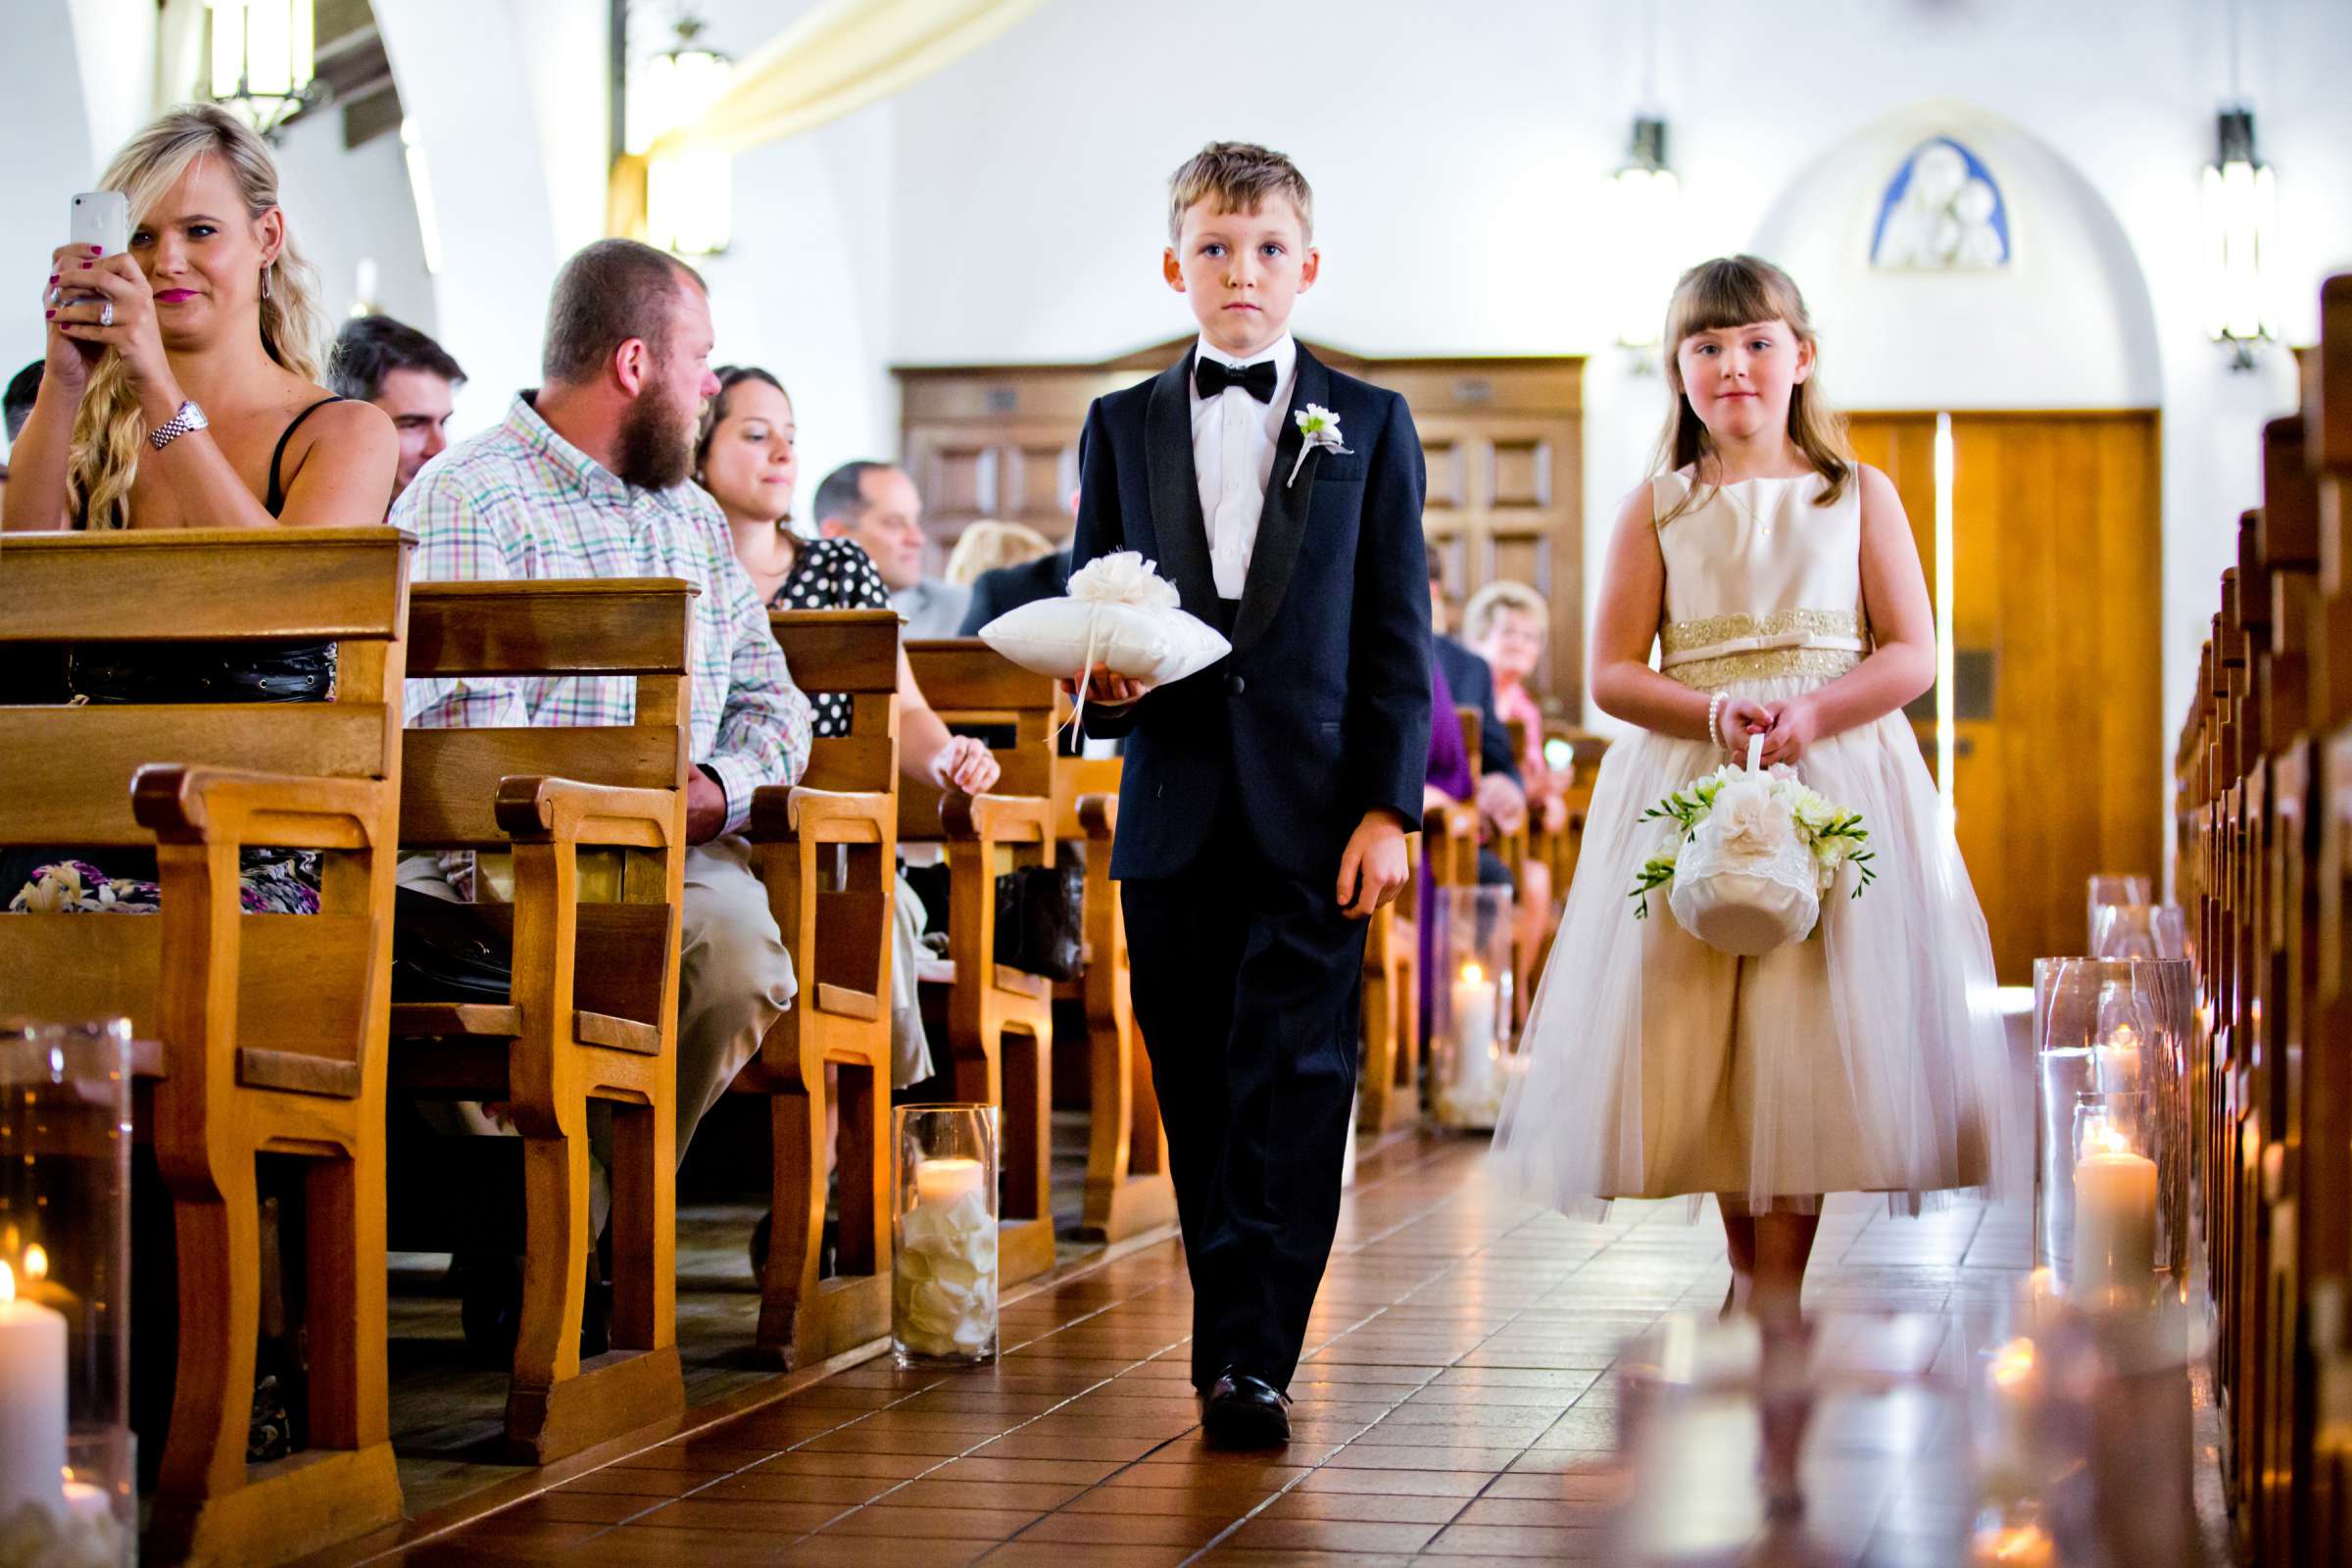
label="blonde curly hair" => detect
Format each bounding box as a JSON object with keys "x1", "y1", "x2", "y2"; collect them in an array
[{"x1": 70, "y1": 105, "x2": 324, "y2": 529}]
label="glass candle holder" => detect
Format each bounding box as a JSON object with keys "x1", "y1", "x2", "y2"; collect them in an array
[
  {"x1": 892, "y1": 1103, "x2": 999, "y2": 1367},
  {"x1": 0, "y1": 1018, "x2": 133, "y2": 1568},
  {"x1": 2084, "y1": 874, "x2": 2151, "y2": 950},
  {"x1": 2090, "y1": 903, "x2": 2187, "y2": 961},
  {"x1": 1429, "y1": 885, "x2": 1516, "y2": 1131}
]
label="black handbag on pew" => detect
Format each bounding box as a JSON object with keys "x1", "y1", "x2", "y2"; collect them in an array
[
  {"x1": 389, "y1": 887, "x2": 514, "y2": 1004},
  {"x1": 993, "y1": 860, "x2": 1084, "y2": 982}
]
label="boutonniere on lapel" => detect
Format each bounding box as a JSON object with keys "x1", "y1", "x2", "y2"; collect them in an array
[{"x1": 1288, "y1": 404, "x2": 1352, "y2": 487}]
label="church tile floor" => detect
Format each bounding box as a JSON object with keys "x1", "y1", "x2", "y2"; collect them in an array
[{"x1": 299, "y1": 1111, "x2": 2247, "y2": 1567}]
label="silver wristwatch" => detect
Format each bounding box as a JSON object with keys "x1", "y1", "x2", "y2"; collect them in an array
[{"x1": 148, "y1": 400, "x2": 208, "y2": 451}]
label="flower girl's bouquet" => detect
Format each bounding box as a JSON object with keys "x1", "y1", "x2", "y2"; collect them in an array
[{"x1": 1628, "y1": 734, "x2": 1875, "y2": 956}]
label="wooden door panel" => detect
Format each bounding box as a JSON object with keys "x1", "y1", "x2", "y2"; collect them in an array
[
  {"x1": 1849, "y1": 411, "x2": 2160, "y2": 981},
  {"x1": 1421, "y1": 436, "x2": 1467, "y2": 512},
  {"x1": 1488, "y1": 437, "x2": 1555, "y2": 510}
]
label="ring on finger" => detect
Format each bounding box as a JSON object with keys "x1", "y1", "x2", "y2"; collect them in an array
[
  {"x1": 99, "y1": 300, "x2": 115, "y2": 327},
  {"x1": 46, "y1": 286, "x2": 61, "y2": 308}
]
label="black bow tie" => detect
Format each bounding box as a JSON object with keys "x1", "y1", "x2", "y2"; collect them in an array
[{"x1": 1196, "y1": 356, "x2": 1278, "y2": 403}]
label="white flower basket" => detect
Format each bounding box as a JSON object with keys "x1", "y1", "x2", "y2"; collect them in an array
[{"x1": 1630, "y1": 735, "x2": 1874, "y2": 957}]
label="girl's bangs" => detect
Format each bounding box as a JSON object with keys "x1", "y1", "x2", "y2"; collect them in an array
[{"x1": 1667, "y1": 261, "x2": 1792, "y2": 346}]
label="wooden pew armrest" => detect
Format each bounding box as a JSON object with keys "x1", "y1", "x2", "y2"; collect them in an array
[
  {"x1": 1076, "y1": 793, "x2": 1118, "y2": 844},
  {"x1": 493, "y1": 774, "x2": 678, "y2": 850},
  {"x1": 942, "y1": 791, "x2": 1052, "y2": 845},
  {"x1": 745, "y1": 783, "x2": 892, "y2": 844},
  {"x1": 132, "y1": 764, "x2": 382, "y2": 850},
  {"x1": 1423, "y1": 800, "x2": 1478, "y2": 839}
]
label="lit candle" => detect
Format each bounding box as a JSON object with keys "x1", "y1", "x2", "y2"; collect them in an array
[
  {"x1": 2095, "y1": 1023, "x2": 2142, "y2": 1093},
  {"x1": 912, "y1": 1157, "x2": 985, "y2": 1209},
  {"x1": 2072, "y1": 1125, "x2": 2158, "y2": 1308},
  {"x1": 0, "y1": 1259, "x2": 69, "y2": 1523},
  {"x1": 1450, "y1": 963, "x2": 1498, "y2": 1094},
  {"x1": 1971, "y1": 1523, "x2": 2055, "y2": 1567},
  {"x1": 1985, "y1": 1337, "x2": 2042, "y2": 1465}
]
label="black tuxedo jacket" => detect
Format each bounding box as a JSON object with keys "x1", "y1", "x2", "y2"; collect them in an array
[
  {"x1": 1433, "y1": 634, "x2": 1521, "y2": 789},
  {"x1": 1071, "y1": 344, "x2": 1431, "y2": 883},
  {"x1": 956, "y1": 552, "x2": 1072, "y2": 636}
]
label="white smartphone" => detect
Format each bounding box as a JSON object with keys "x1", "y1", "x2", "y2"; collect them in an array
[{"x1": 69, "y1": 190, "x2": 128, "y2": 258}]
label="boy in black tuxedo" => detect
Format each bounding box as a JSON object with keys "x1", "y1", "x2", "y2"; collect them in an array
[{"x1": 1065, "y1": 142, "x2": 1430, "y2": 1446}]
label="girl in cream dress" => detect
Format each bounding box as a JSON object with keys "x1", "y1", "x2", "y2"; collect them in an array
[{"x1": 1492, "y1": 258, "x2": 2016, "y2": 1321}]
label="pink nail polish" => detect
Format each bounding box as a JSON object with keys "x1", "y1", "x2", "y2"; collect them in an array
[
  {"x1": 46, "y1": 310, "x2": 56, "y2": 319},
  {"x1": 88, "y1": 246, "x2": 101, "y2": 255},
  {"x1": 81, "y1": 261, "x2": 93, "y2": 270},
  {"x1": 48, "y1": 274, "x2": 57, "y2": 284}
]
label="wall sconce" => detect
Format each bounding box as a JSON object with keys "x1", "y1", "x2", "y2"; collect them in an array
[
  {"x1": 2202, "y1": 107, "x2": 2277, "y2": 372},
  {"x1": 1609, "y1": 116, "x2": 1680, "y2": 365},
  {"x1": 629, "y1": 17, "x2": 734, "y2": 258},
  {"x1": 206, "y1": 0, "x2": 317, "y2": 138}
]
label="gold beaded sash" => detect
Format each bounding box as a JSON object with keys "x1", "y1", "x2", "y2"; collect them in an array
[{"x1": 1658, "y1": 608, "x2": 1867, "y2": 690}]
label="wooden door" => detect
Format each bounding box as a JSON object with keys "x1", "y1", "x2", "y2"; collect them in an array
[
  {"x1": 1849, "y1": 411, "x2": 2163, "y2": 982},
  {"x1": 1382, "y1": 360, "x2": 1585, "y2": 709}
]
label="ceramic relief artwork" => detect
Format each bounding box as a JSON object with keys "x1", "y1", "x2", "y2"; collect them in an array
[{"x1": 1872, "y1": 136, "x2": 2012, "y2": 270}]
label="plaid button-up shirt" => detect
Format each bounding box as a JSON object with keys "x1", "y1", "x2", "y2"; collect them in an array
[{"x1": 393, "y1": 393, "x2": 812, "y2": 835}]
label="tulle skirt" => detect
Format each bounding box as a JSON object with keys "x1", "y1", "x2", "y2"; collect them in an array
[{"x1": 1490, "y1": 672, "x2": 2020, "y2": 1219}]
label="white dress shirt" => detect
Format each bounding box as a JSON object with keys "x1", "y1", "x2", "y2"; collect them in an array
[{"x1": 1189, "y1": 332, "x2": 1298, "y2": 601}]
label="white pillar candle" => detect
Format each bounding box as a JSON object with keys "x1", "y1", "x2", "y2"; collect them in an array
[
  {"x1": 2072, "y1": 1129, "x2": 2158, "y2": 1307},
  {"x1": 913, "y1": 1157, "x2": 985, "y2": 1209},
  {"x1": 0, "y1": 1259, "x2": 69, "y2": 1522},
  {"x1": 1984, "y1": 1336, "x2": 2041, "y2": 1466},
  {"x1": 2095, "y1": 1024, "x2": 2142, "y2": 1093},
  {"x1": 1450, "y1": 963, "x2": 1498, "y2": 1096}
]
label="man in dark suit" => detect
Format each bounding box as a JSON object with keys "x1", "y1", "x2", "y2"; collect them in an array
[
  {"x1": 1066, "y1": 143, "x2": 1427, "y2": 1448},
  {"x1": 956, "y1": 549, "x2": 1071, "y2": 635}
]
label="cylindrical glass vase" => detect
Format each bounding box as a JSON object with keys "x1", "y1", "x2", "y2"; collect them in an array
[
  {"x1": 892, "y1": 1103, "x2": 999, "y2": 1368},
  {"x1": 2033, "y1": 958, "x2": 2191, "y2": 1297},
  {"x1": 0, "y1": 1018, "x2": 133, "y2": 1568},
  {"x1": 2085, "y1": 874, "x2": 2152, "y2": 950},
  {"x1": 2090, "y1": 903, "x2": 2187, "y2": 961},
  {"x1": 1429, "y1": 885, "x2": 1517, "y2": 1131}
]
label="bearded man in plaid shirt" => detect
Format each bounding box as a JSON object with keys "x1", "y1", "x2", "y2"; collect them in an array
[{"x1": 392, "y1": 238, "x2": 813, "y2": 1160}]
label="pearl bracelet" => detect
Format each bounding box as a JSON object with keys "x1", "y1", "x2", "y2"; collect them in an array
[{"x1": 1706, "y1": 691, "x2": 1728, "y2": 751}]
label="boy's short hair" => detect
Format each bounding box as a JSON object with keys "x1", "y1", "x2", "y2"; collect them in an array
[
  {"x1": 1167, "y1": 141, "x2": 1314, "y2": 245},
  {"x1": 1462, "y1": 580, "x2": 1550, "y2": 646}
]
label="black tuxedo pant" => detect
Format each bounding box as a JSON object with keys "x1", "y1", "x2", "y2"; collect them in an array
[{"x1": 1120, "y1": 807, "x2": 1368, "y2": 1393}]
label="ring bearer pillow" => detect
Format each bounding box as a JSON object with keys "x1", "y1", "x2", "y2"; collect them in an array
[
  {"x1": 1631, "y1": 734, "x2": 1876, "y2": 956},
  {"x1": 977, "y1": 550, "x2": 1229, "y2": 688}
]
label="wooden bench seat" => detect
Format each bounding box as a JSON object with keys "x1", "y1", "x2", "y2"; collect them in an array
[
  {"x1": 738, "y1": 608, "x2": 902, "y2": 1367},
  {"x1": 390, "y1": 578, "x2": 693, "y2": 1464},
  {"x1": 0, "y1": 527, "x2": 412, "y2": 1566}
]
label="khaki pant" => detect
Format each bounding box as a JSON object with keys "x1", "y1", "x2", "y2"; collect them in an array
[{"x1": 399, "y1": 835, "x2": 796, "y2": 1163}]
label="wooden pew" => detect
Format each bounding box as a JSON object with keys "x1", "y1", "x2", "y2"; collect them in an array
[
  {"x1": 0, "y1": 529, "x2": 410, "y2": 1566},
  {"x1": 740, "y1": 609, "x2": 901, "y2": 1366},
  {"x1": 1044, "y1": 716, "x2": 1177, "y2": 1243},
  {"x1": 390, "y1": 579, "x2": 691, "y2": 1463},
  {"x1": 2308, "y1": 273, "x2": 2352, "y2": 1558},
  {"x1": 2172, "y1": 271, "x2": 2352, "y2": 1567},
  {"x1": 903, "y1": 641, "x2": 1060, "y2": 1286}
]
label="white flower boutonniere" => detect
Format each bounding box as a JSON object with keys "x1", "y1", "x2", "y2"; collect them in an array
[{"x1": 1289, "y1": 404, "x2": 1352, "y2": 487}]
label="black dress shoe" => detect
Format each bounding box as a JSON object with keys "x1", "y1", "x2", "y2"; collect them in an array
[{"x1": 1201, "y1": 1368, "x2": 1291, "y2": 1448}]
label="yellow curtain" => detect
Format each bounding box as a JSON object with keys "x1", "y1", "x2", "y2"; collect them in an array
[{"x1": 612, "y1": 0, "x2": 1048, "y2": 237}]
